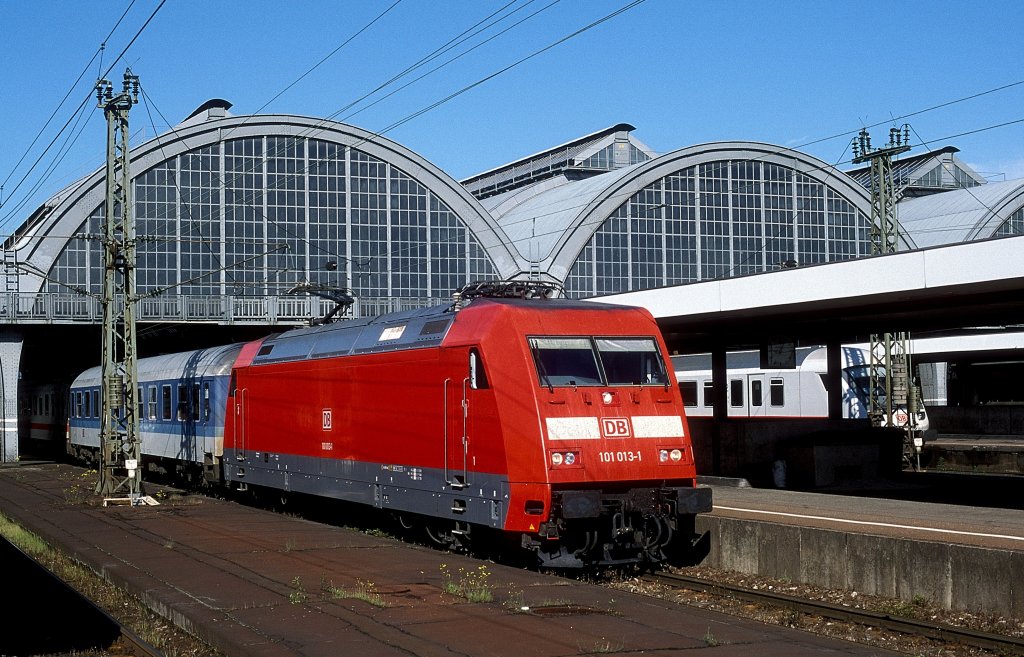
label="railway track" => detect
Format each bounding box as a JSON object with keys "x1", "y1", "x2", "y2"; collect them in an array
[{"x1": 645, "y1": 571, "x2": 1024, "y2": 655}]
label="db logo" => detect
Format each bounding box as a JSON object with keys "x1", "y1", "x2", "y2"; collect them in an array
[
  {"x1": 601, "y1": 417, "x2": 631, "y2": 438},
  {"x1": 322, "y1": 409, "x2": 333, "y2": 431}
]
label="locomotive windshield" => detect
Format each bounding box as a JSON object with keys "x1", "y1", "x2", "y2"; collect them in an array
[
  {"x1": 529, "y1": 337, "x2": 602, "y2": 386},
  {"x1": 528, "y1": 337, "x2": 668, "y2": 387}
]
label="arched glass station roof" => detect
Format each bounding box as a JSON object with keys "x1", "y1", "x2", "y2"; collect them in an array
[
  {"x1": 481, "y1": 141, "x2": 880, "y2": 298},
  {"x1": 6, "y1": 113, "x2": 1023, "y2": 325},
  {"x1": 10, "y1": 103, "x2": 518, "y2": 322}
]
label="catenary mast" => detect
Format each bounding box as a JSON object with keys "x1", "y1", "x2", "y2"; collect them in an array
[
  {"x1": 95, "y1": 71, "x2": 143, "y2": 501},
  {"x1": 851, "y1": 125, "x2": 922, "y2": 468}
]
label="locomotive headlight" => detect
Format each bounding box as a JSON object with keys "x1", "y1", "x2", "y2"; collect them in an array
[
  {"x1": 551, "y1": 452, "x2": 564, "y2": 465},
  {"x1": 602, "y1": 392, "x2": 613, "y2": 404},
  {"x1": 660, "y1": 448, "x2": 683, "y2": 463}
]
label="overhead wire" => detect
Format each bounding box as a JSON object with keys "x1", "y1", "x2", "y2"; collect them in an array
[
  {"x1": 48, "y1": 0, "x2": 598, "y2": 297},
  {"x1": 13, "y1": 1, "x2": 1024, "y2": 302},
  {"x1": 0, "y1": 0, "x2": 136, "y2": 202},
  {"x1": 0, "y1": 0, "x2": 167, "y2": 231}
]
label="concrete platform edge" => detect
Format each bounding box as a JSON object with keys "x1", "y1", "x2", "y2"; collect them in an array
[{"x1": 697, "y1": 514, "x2": 1023, "y2": 618}]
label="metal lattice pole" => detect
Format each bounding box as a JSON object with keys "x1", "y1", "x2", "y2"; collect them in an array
[
  {"x1": 852, "y1": 126, "x2": 920, "y2": 468},
  {"x1": 95, "y1": 71, "x2": 143, "y2": 502}
]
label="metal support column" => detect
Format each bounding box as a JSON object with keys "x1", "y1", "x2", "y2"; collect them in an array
[
  {"x1": 95, "y1": 71, "x2": 143, "y2": 502},
  {"x1": 851, "y1": 126, "x2": 920, "y2": 467},
  {"x1": 710, "y1": 347, "x2": 727, "y2": 475},
  {"x1": 826, "y1": 339, "x2": 842, "y2": 421}
]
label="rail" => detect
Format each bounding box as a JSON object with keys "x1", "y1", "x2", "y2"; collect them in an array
[
  {"x1": 0, "y1": 292, "x2": 438, "y2": 325},
  {"x1": 645, "y1": 571, "x2": 1024, "y2": 655}
]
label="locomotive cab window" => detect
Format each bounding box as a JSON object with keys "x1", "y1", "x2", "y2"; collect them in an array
[
  {"x1": 529, "y1": 337, "x2": 602, "y2": 387},
  {"x1": 595, "y1": 338, "x2": 668, "y2": 385},
  {"x1": 468, "y1": 349, "x2": 489, "y2": 389}
]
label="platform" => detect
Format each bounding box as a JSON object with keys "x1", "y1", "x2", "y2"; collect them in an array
[
  {"x1": 922, "y1": 434, "x2": 1024, "y2": 474},
  {"x1": 700, "y1": 483, "x2": 1024, "y2": 618},
  {"x1": 0, "y1": 463, "x2": 896, "y2": 657}
]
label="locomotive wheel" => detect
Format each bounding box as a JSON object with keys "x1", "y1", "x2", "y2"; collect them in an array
[
  {"x1": 394, "y1": 512, "x2": 418, "y2": 535},
  {"x1": 424, "y1": 523, "x2": 452, "y2": 547}
]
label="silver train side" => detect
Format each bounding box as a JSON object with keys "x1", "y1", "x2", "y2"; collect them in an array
[{"x1": 673, "y1": 346, "x2": 930, "y2": 430}]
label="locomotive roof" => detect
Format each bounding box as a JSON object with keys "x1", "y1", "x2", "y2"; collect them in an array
[
  {"x1": 72, "y1": 343, "x2": 245, "y2": 388},
  {"x1": 251, "y1": 297, "x2": 639, "y2": 366}
]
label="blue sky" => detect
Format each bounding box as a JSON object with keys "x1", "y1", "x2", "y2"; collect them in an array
[{"x1": 2, "y1": 0, "x2": 1023, "y2": 232}]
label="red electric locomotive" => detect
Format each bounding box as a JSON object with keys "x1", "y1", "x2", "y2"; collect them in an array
[{"x1": 222, "y1": 289, "x2": 710, "y2": 567}]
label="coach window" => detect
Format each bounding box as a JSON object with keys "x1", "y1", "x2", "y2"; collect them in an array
[
  {"x1": 679, "y1": 381, "x2": 697, "y2": 407},
  {"x1": 84, "y1": 389, "x2": 91, "y2": 418},
  {"x1": 93, "y1": 390, "x2": 101, "y2": 418},
  {"x1": 161, "y1": 385, "x2": 172, "y2": 421},
  {"x1": 192, "y1": 383, "x2": 200, "y2": 420},
  {"x1": 75, "y1": 391, "x2": 83, "y2": 418},
  {"x1": 730, "y1": 379, "x2": 744, "y2": 407},
  {"x1": 177, "y1": 385, "x2": 188, "y2": 420},
  {"x1": 148, "y1": 386, "x2": 157, "y2": 420},
  {"x1": 202, "y1": 382, "x2": 211, "y2": 421},
  {"x1": 469, "y1": 349, "x2": 489, "y2": 389},
  {"x1": 770, "y1": 378, "x2": 785, "y2": 406},
  {"x1": 138, "y1": 387, "x2": 144, "y2": 421},
  {"x1": 702, "y1": 381, "x2": 713, "y2": 407},
  {"x1": 750, "y1": 380, "x2": 763, "y2": 407}
]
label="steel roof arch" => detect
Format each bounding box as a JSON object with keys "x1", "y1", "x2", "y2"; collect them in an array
[
  {"x1": 541, "y1": 141, "x2": 876, "y2": 282},
  {"x1": 12, "y1": 114, "x2": 519, "y2": 294}
]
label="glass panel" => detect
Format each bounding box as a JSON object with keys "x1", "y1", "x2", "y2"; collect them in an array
[
  {"x1": 751, "y1": 379, "x2": 763, "y2": 407},
  {"x1": 730, "y1": 379, "x2": 744, "y2": 407},
  {"x1": 528, "y1": 337, "x2": 602, "y2": 387},
  {"x1": 770, "y1": 378, "x2": 785, "y2": 406},
  {"x1": 702, "y1": 381, "x2": 713, "y2": 407},
  {"x1": 162, "y1": 385, "x2": 172, "y2": 420},
  {"x1": 679, "y1": 380, "x2": 697, "y2": 407},
  {"x1": 177, "y1": 385, "x2": 188, "y2": 420},
  {"x1": 595, "y1": 338, "x2": 667, "y2": 385}
]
